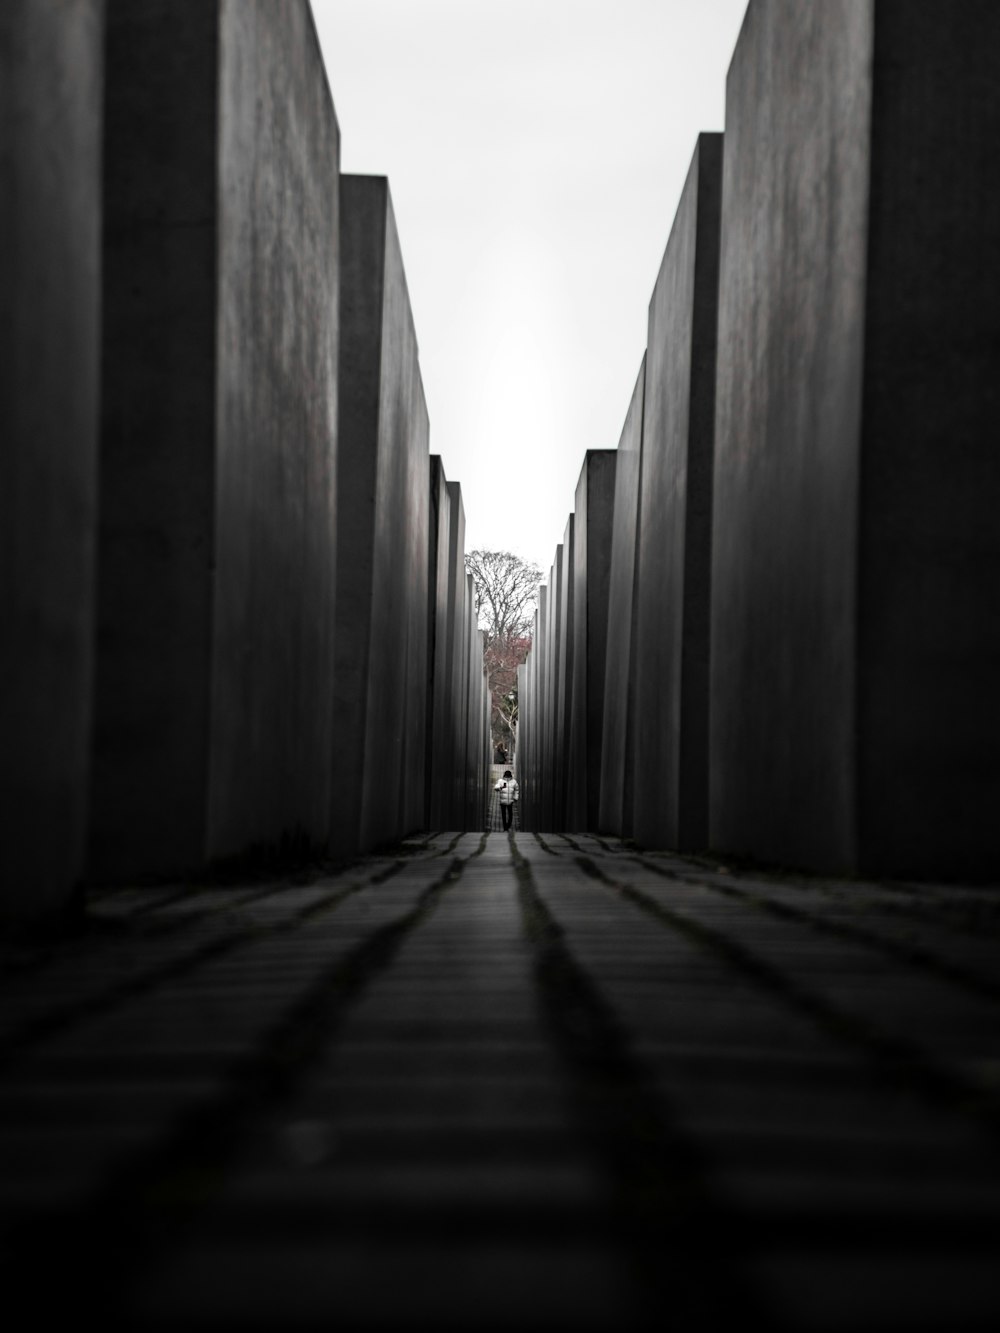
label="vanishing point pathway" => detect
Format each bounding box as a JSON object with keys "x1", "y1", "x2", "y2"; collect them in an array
[{"x1": 2, "y1": 831, "x2": 999, "y2": 1330}]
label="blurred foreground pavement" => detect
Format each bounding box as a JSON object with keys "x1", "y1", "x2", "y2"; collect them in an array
[{"x1": 1, "y1": 830, "x2": 999, "y2": 1331}]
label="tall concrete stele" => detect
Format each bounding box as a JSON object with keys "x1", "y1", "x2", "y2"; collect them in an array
[
  {"x1": 1, "y1": 0, "x2": 104, "y2": 919},
  {"x1": 710, "y1": 0, "x2": 1000, "y2": 880},
  {"x1": 0, "y1": 0, "x2": 489, "y2": 925},
  {"x1": 521, "y1": 0, "x2": 1000, "y2": 882}
]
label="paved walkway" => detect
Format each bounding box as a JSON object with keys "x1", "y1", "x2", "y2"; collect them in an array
[{"x1": 2, "y1": 831, "x2": 999, "y2": 1330}]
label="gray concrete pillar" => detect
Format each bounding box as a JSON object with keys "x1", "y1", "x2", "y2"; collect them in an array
[
  {"x1": 711, "y1": 1, "x2": 1000, "y2": 878},
  {"x1": 93, "y1": 1, "x2": 340, "y2": 880},
  {"x1": 446, "y1": 484, "x2": 469, "y2": 828},
  {"x1": 566, "y1": 451, "x2": 617, "y2": 832},
  {"x1": 535, "y1": 588, "x2": 549, "y2": 831},
  {"x1": 0, "y1": 0, "x2": 104, "y2": 921},
  {"x1": 555, "y1": 516, "x2": 575, "y2": 831},
  {"x1": 426, "y1": 457, "x2": 452, "y2": 829},
  {"x1": 401, "y1": 386, "x2": 430, "y2": 837},
  {"x1": 598, "y1": 357, "x2": 646, "y2": 837},
  {"x1": 333, "y1": 174, "x2": 427, "y2": 857},
  {"x1": 549, "y1": 545, "x2": 564, "y2": 832},
  {"x1": 633, "y1": 135, "x2": 722, "y2": 853}
]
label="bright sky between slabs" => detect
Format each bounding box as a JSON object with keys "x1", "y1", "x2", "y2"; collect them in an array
[{"x1": 313, "y1": 0, "x2": 748, "y2": 574}]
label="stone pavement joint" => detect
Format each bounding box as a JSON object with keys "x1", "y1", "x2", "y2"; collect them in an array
[
  {"x1": 1, "y1": 832, "x2": 999, "y2": 1331},
  {"x1": 510, "y1": 836, "x2": 769, "y2": 1326},
  {"x1": 573, "y1": 850, "x2": 1000, "y2": 1144}
]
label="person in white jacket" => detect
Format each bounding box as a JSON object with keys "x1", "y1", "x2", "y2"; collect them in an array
[{"x1": 494, "y1": 769, "x2": 519, "y2": 831}]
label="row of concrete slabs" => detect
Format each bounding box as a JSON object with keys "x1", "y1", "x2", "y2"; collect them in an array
[
  {"x1": 1, "y1": 1, "x2": 490, "y2": 923},
  {"x1": 520, "y1": 0, "x2": 1000, "y2": 882}
]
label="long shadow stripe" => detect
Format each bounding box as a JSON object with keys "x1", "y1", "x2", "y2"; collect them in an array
[
  {"x1": 4, "y1": 855, "x2": 471, "y2": 1324},
  {"x1": 510, "y1": 838, "x2": 774, "y2": 1331},
  {"x1": 580, "y1": 854, "x2": 1000, "y2": 1142},
  {"x1": 0, "y1": 871, "x2": 401, "y2": 1069},
  {"x1": 633, "y1": 854, "x2": 1000, "y2": 1006}
]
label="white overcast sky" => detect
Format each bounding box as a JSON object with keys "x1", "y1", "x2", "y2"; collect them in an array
[{"x1": 312, "y1": 0, "x2": 748, "y2": 575}]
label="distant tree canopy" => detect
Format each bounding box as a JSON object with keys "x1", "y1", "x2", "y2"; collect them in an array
[
  {"x1": 465, "y1": 549, "x2": 542, "y2": 647},
  {"x1": 465, "y1": 549, "x2": 541, "y2": 754}
]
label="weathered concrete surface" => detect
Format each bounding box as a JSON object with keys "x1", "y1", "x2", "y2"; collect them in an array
[
  {"x1": 0, "y1": 0, "x2": 104, "y2": 920},
  {"x1": 333, "y1": 176, "x2": 428, "y2": 857},
  {"x1": 516, "y1": 660, "x2": 528, "y2": 818},
  {"x1": 544, "y1": 550, "x2": 563, "y2": 832},
  {"x1": 566, "y1": 452, "x2": 617, "y2": 831},
  {"x1": 477, "y1": 643, "x2": 491, "y2": 826},
  {"x1": 598, "y1": 358, "x2": 646, "y2": 837},
  {"x1": 462, "y1": 576, "x2": 482, "y2": 828},
  {"x1": 633, "y1": 136, "x2": 722, "y2": 854},
  {"x1": 93, "y1": 1, "x2": 222, "y2": 879},
  {"x1": 6, "y1": 836, "x2": 1000, "y2": 1330},
  {"x1": 358, "y1": 180, "x2": 426, "y2": 852},
  {"x1": 426, "y1": 458, "x2": 452, "y2": 828},
  {"x1": 445, "y1": 484, "x2": 469, "y2": 828},
  {"x1": 526, "y1": 614, "x2": 540, "y2": 830},
  {"x1": 855, "y1": 1, "x2": 1000, "y2": 878},
  {"x1": 209, "y1": 0, "x2": 340, "y2": 861},
  {"x1": 400, "y1": 381, "x2": 430, "y2": 836},
  {"x1": 93, "y1": 0, "x2": 339, "y2": 878},
  {"x1": 519, "y1": 618, "x2": 539, "y2": 830},
  {"x1": 555, "y1": 518, "x2": 575, "y2": 831},
  {"x1": 535, "y1": 584, "x2": 551, "y2": 832},
  {"x1": 711, "y1": 1, "x2": 1000, "y2": 879},
  {"x1": 711, "y1": 3, "x2": 870, "y2": 874}
]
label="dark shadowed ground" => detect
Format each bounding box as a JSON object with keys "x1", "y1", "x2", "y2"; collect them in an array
[{"x1": 2, "y1": 831, "x2": 998, "y2": 1330}]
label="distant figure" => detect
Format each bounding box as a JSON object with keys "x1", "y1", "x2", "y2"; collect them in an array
[
  {"x1": 494, "y1": 769, "x2": 519, "y2": 831},
  {"x1": 494, "y1": 743, "x2": 507, "y2": 765}
]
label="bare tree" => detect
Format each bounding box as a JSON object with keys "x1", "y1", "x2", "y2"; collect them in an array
[{"x1": 465, "y1": 550, "x2": 541, "y2": 755}]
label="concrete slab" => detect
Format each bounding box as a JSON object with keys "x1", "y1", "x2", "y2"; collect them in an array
[
  {"x1": 426, "y1": 458, "x2": 452, "y2": 829},
  {"x1": 598, "y1": 359, "x2": 646, "y2": 837},
  {"x1": 92, "y1": 1, "x2": 339, "y2": 879},
  {"x1": 446, "y1": 485, "x2": 469, "y2": 828},
  {"x1": 331, "y1": 176, "x2": 429, "y2": 856},
  {"x1": 556, "y1": 518, "x2": 575, "y2": 831},
  {"x1": 633, "y1": 135, "x2": 722, "y2": 853},
  {"x1": 535, "y1": 585, "x2": 550, "y2": 832},
  {"x1": 0, "y1": 0, "x2": 104, "y2": 920},
  {"x1": 519, "y1": 618, "x2": 539, "y2": 831},
  {"x1": 401, "y1": 384, "x2": 430, "y2": 836},
  {"x1": 357, "y1": 180, "x2": 427, "y2": 853},
  {"x1": 711, "y1": 1, "x2": 1000, "y2": 878},
  {"x1": 545, "y1": 549, "x2": 563, "y2": 832},
  {"x1": 462, "y1": 580, "x2": 484, "y2": 828},
  {"x1": 566, "y1": 452, "x2": 617, "y2": 831}
]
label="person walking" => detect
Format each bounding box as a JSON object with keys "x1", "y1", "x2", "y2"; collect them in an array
[{"x1": 494, "y1": 769, "x2": 519, "y2": 831}]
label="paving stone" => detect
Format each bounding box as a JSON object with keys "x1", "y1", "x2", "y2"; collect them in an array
[{"x1": 3, "y1": 833, "x2": 1000, "y2": 1331}]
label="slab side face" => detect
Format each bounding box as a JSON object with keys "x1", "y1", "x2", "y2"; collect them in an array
[
  {"x1": 556, "y1": 516, "x2": 575, "y2": 830},
  {"x1": 0, "y1": 0, "x2": 103, "y2": 917},
  {"x1": 634, "y1": 135, "x2": 722, "y2": 852},
  {"x1": 565, "y1": 500, "x2": 586, "y2": 832},
  {"x1": 401, "y1": 379, "x2": 430, "y2": 834},
  {"x1": 91, "y1": 0, "x2": 219, "y2": 880},
  {"x1": 856, "y1": 1, "x2": 1000, "y2": 878},
  {"x1": 426, "y1": 458, "x2": 451, "y2": 828},
  {"x1": 535, "y1": 586, "x2": 549, "y2": 831},
  {"x1": 361, "y1": 186, "x2": 424, "y2": 851},
  {"x1": 330, "y1": 177, "x2": 386, "y2": 859},
  {"x1": 710, "y1": 1, "x2": 873, "y2": 871},
  {"x1": 569, "y1": 452, "x2": 617, "y2": 831},
  {"x1": 545, "y1": 551, "x2": 562, "y2": 831},
  {"x1": 210, "y1": 0, "x2": 340, "y2": 861},
  {"x1": 599, "y1": 358, "x2": 646, "y2": 836},
  {"x1": 462, "y1": 576, "x2": 479, "y2": 826},
  {"x1": 445, "y1": 484, "x2": 468, "y2": 827}
]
